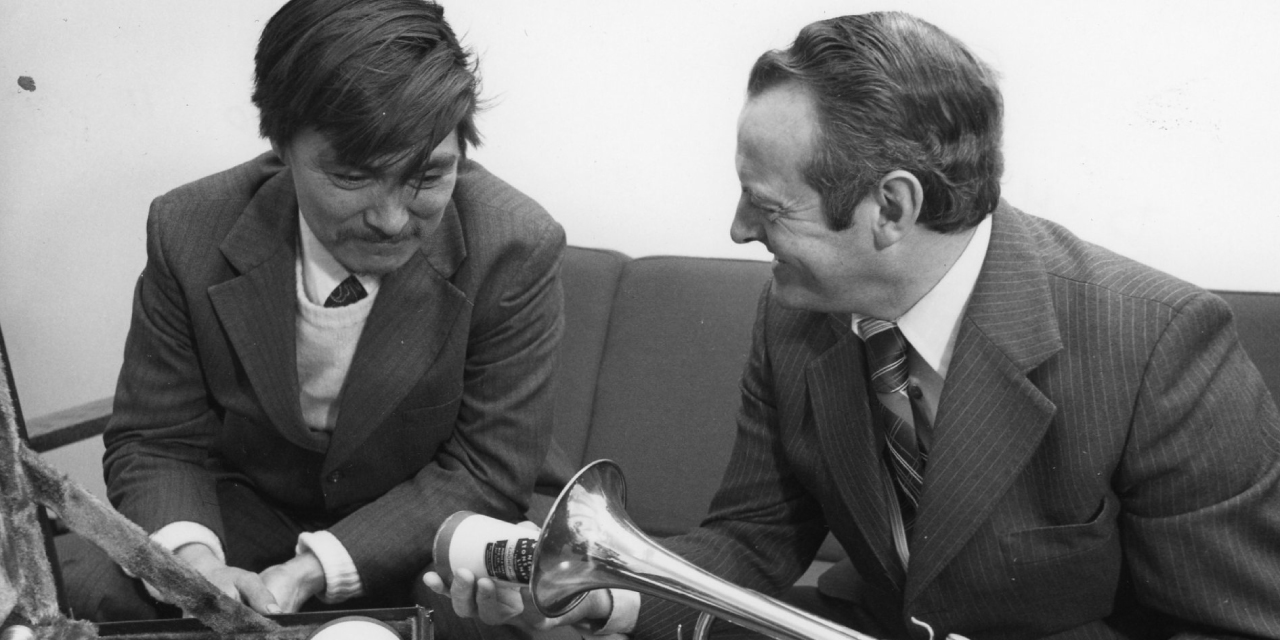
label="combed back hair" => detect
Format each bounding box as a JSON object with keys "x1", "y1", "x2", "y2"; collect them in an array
[
  {"x1": 253, "y1": 0, "x2": 481, "y2": 183},
  {"x1": 748, "y1": 12, "x2": 1003, "y2": 233}
]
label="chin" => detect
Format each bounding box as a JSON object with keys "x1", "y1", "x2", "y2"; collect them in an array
[
  {"x1": 768, "y1": 281, "x2": 815, "y2": 310},
  {"x1": 769, "y1": 281, "x2": 849, "y2": 314},
  {"x1": 339, "y1": 251, "x2": 415, "y2": 276}
]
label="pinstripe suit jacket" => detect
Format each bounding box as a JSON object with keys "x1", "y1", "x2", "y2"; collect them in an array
[
  {"x1": 639, "y1": 204, "x2": 1280, "y2": 639},
  {"x1": 102, "y1": 152, "x2": 565, "y2": 595}
]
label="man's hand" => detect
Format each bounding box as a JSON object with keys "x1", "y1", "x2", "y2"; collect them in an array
[
  {"x1": 175, "y1": 543, "x2": 282, "y2": 614},
  {"x1": 259, "y1": 551, "x2": 327, "y2": 613},
  {"x1": 422, "y1": 568, "x2": 614, "y2": 633},
  {"x1": 424, "y1": 569, "x2": 526, "y2": 627}
]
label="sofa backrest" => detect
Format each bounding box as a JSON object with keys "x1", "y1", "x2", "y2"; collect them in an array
[
  {"x1": 557, "y1": 247, "x2": 771, "y2": 536},
  {"x1": 553, "y1": 247, "x2": 629, "y2": 468},
  {"x1": 556, "y1": 246, "x2": 1280, "y2": 538},
  {"x1": 1217, "y1": 291, "x2": 1280, "y2": 400}
]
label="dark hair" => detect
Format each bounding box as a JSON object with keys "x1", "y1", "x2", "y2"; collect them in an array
[
  {"x1": 747, "y1": 12, "x2": 1003, "y2": 233},
  {"x1": 253, "y1": 0, "x2": 481, "y2": 182}
]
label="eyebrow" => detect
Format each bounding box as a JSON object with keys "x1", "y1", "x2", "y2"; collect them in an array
[
  {"x1": 745, "y1": 187, "x2": 784, "y2": 209},
  {"x1": 320, "y1": 152, "x2": 459, "y2": 181},
  {"x1": 421, "y1": 153, "x2": 460, "y2": 171}
]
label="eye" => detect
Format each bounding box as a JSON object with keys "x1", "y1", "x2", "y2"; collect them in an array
[
  {"x1": 406, "y1": 173, "x2": 443, "y2": 191},
  {"x1": 329, "y1": 171, "x2": 371, "y2": 189},
  {"x1": 742, "y1": 188, "x2": 784, "y2": 221}
]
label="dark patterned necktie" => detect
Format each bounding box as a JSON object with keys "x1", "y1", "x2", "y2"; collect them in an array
[
  {"x1": 859, "y1": 318, "x2": 930, "y2": 534},
  {"x1": 324, "y1": 275, "x2": 367, "y2": 308}
]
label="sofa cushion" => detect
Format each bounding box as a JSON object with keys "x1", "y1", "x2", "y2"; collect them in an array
[{"x1": 582, "y1": 255, "x2": 772, "y2": 536}]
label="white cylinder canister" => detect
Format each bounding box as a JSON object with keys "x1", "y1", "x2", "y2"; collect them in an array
[{"x1": 433, "y1": 511, "x2": 538, "y2": 587}]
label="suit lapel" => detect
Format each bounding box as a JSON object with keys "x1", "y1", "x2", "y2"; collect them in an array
[
  {"x1": 905, "y1": 205, "x2": 1063, "y2": 603},
  {"x1": 807, "y1": 314, "x2": 906, "y2": 591},
  {"x1": 323, "y1": 199, "x2": 468, "y2": 473},
  {"x1": 208, "y1": 166, "x2": 317, "y2": 450}
]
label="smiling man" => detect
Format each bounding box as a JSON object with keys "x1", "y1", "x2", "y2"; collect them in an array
[
  {"x1": 432, "y1": 11, "x2": 1280, "y2": 639},
  {"x1": 61, "y1": 1, "x2": 565, "y2": 636}
]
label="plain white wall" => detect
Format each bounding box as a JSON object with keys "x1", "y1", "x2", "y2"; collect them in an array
[{"x1": 3, "y1": 1, "x2": 1278, "y2": 496}]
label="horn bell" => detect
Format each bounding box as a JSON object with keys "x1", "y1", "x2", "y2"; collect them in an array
[{"x1": 530, "y1": 460, "x2": 879, "y2": 640}]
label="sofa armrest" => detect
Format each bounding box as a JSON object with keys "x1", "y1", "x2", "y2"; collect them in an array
[{"x1": 26, "y1": 396, "x2": 112, "y2": 453}]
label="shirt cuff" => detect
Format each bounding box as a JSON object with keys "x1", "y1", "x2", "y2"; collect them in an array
[
  {"x1": 297, "y1": 530, "x2": 364, "y2": 603},
  {"x1": 133, "y1": 521, "x2": 226, "y2": 600},
  {"x1": 150, "y1": 521, "x2": 226, "y2": 558}
]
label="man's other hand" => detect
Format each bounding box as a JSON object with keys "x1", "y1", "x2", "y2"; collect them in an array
[
  {"x1": 424, "y1": 569, "x2": 525, "y2": 627},
  {"x1": 422, "y1": 568, "x2": 614, "y2": 633},
  {"x1": 174, "y1": 543, "x2": 282, "y2": 614},
  {"x1": 260, "y1": 551, "x2": 327, "y2": 613}
]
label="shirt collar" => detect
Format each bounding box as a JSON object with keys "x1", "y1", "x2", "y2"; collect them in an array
[
  {"x1": 853, "y1": 214, "x2": 992, "y2": 379},
  {"x1": 297, "y1": 211, "x2": 380, "y2": 306}
]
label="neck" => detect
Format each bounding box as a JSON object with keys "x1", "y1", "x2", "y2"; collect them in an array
[{"x1": 872, "y1": 224, "x2": 977, "y2": 320}]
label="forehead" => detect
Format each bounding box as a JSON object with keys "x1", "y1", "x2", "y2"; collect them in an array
[
  {"x1": 736, "y1": 85, "x2": 820, "y2": 181},
  {"x1": 296, "y1": 127, "x2": 461, "y2": 173}
]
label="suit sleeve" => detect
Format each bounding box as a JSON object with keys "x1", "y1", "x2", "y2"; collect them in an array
[
  {"x1": 633, "y1": 287, "x2": 829, "y2": 639},
  {"x1": 1119, "y1": 290, "x2": 1280, "y2": 638},
  {"x1": 327, "y1": 218, "x2": 566, "y2": 595},
  {"x1": 103, "y1": 198, "x2": 226, "y2": 540}
]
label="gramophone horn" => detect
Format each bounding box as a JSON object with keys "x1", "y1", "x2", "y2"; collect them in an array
[{"x1": 530, "y1": 460, "x2": 879, "y2": 640}]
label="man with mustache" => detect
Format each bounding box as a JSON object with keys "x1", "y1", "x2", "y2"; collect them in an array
[
  {"x1": 431, "y1": 11, "x2": 1280, "y2": 639},
  {"x1": 61, "y1": 0, "x2": 565, "y2": 635}
]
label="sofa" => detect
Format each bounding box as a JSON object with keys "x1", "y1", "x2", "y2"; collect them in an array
[
  {"x1": 541, "y1": 245, "x2": 1280, "y2": 589},
  {"x1": 24, "y1": 245, "x2": 1280, "y2": 612}
]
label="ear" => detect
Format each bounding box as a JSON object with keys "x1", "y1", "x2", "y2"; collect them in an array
[{"x1": 870, "y1": 170, "x2": 924, "y2": 249}]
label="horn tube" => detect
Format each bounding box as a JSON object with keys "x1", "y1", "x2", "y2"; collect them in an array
[{"x1": 530, "y1": 460, "x2": 879, "y2": 640}]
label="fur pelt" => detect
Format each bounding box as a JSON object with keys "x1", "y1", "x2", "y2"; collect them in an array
[{"x1": 1, "y1": 358, "x2": 280, "y2": 638}]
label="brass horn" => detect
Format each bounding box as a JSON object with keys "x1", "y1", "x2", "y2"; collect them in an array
[{"x1": 530, "y1": 460, "x2": 879, "y2": 640}]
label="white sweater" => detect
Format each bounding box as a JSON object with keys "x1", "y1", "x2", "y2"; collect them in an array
[{"x1": 294, "y1": 259, "x2": 375, "y2": 434}]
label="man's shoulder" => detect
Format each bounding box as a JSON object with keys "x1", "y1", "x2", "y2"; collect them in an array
[
  {"x1": 449, "y1": 160, "x2": 565, "y2": 277},
  {"x1": 452, "y1": 160, "x2": 559, "y2": 240},
  {"x1": 137, "y1": 152, "x2": 291, "y2": 280},
  {"x1": 1000, "y1": 204, "x2": 1208, "y2": 313},
  {"x1": 144, "y1": 152, "x2": 288, "y2": 250},
  {"x1": 442, "y1": 160, "x2": 566, "y2": 324},
  {"x1": 151, "y1": 152, "x2": 285, "y2": 219}
]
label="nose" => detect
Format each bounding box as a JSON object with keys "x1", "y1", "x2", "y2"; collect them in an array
[
  {"x1": 364, "y1": 183, "x2": 413, "y2": 238},
  {"x1": 730, "y1": 197, "x2": 764, "y2": 245}
]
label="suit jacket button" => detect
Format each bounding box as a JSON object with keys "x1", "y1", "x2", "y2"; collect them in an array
[{"x1": 327, "y1": 471, "x2": 344, "y2": 483}]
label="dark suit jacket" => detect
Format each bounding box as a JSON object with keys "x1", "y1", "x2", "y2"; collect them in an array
[
  {"x1": 638, "y1": 204, "x2": 1280, "y2": 639},
  {"x1": 102, "y1": 152, "x2": 565, "y2": 594}
]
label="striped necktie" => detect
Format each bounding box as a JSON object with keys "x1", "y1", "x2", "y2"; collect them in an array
[
  {"x1": 859, "y1": 318, "x2": 930, "y2": 537},
  {"x1": 324, "y1": 275, "x2": 367, "y2": 308}
]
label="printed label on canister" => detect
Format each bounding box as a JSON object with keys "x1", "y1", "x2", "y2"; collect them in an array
[{"x1": 484, "y1": 536, "x2": 534, "y2": 583}]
